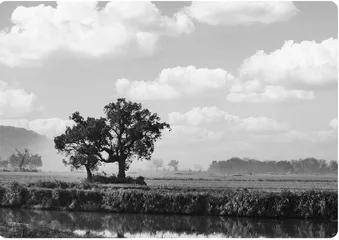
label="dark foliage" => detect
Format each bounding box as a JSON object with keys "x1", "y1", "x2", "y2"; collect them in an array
[
  {"x1": 209, "y1": 157, "x2": 338, "y2": 174},
  {"x1": 91, "y1": 173, "x2": 147, "y2": 185}
]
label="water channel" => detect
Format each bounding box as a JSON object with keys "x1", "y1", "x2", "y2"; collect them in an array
[{"x1": 0, "y1": 208, "x2": 337, "y2": 238}]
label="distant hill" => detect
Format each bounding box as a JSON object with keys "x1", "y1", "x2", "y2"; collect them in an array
[{"x1": 0, "y1": 125, "x2": 67, "y2": 171}]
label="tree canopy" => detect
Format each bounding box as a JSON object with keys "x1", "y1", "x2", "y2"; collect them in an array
[
  {"x1": 168, "y1": 160, "x2": 179, "y2": 171},
  {"x1": 151, "y1": 158, "x2": 164, "y2": 171},
  {"x1": 55, "y1": 98, "x2": 170, "y2": 180}
]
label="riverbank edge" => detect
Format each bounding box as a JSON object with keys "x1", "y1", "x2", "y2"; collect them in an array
[
  {"x1": 0, "y1": 222, "x2": 101, "y2": 238},
  {"x1": 0, "y1": 182, "x2": 337, "y2": 219}
]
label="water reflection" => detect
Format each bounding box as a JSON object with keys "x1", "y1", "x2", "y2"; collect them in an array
[{"x1": 0, "y1": 208, "x2": 337, "y2": 238}]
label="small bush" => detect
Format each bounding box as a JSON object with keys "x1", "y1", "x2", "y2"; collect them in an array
[
  {"x1": 2, "y1": 182, "x2": 28, "y2": 207},
  {"x1": 91, "y1": 173, "x2": 147, "y2": 185}
]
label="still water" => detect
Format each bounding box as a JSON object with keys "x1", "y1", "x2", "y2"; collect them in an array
[{"x1": 0, "y1": 208, "x2": 337, "y2": 238}]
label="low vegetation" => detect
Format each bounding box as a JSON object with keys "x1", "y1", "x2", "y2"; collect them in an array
[
  {"x1": 0, "y1": 181, "x2": 336, "y2": 219},
  {"x1": 91, "y1": 173, "x2": 146, "y2": 185},
  {"x1": 209, "y1": 157, "x2": 338, "y2": 174}
]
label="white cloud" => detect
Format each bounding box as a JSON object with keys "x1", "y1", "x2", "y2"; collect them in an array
[
  {"x1": 164, "y1": 125, "x2": 224, "y2": 143},
  {"x1": 28, "y1": 118, "x2": 74, "y2": 139},
  {"x1": 0, "y1": 80, "x2": 38, "y2": 118},
  {"x1": 168, "y1": 106, "x2": 288, "y2": 135},
  {"x1": 0, "y1": 117, "x2": 74, "y2": 139},
  {"x1": 183, "y1": 1, "x2": 298, "y2": 26},
  {"x1": 236, "y1": 117, "x2": 289, "y2": 134},
  {"x1": 329, "y1": 119, "x2": 338, "y2": 130},
  {"x1": 227, "y1": 85, "x2": 315, "y2": 102},
  {"x1": 0, "y1": 1, "x2": 194, "y2": 67},
  {"x1": 116, "y1": 78, "x2": 179, "y2": 100},
  {"x1": 116, "y1": 66, "x2": 235, "y2": 100},
  {"x1": 168, "y1": 106, "x2": 239, "y2": 126},
  {"x1": 239, "y1": 38, "x2": 338, "y2": 86},
  {"x1": 251, "y1": 119, "x2": 338, "y2": 143}
]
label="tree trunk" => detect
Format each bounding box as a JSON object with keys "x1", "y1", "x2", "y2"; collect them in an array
[
  {"x1": 85, "y1": 166, "x2": 93, "y2": 181},
  {"x1": 118, "y1": 160, "x2": 126, "y2": 179}
]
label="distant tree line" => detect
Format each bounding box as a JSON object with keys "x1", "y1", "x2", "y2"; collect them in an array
[
  {"x1": 208, "y1": 157, "x2": 338, "y2": 174},
  {"x1": 0, "y1": 148, "x2": 42, "y2": 171}
]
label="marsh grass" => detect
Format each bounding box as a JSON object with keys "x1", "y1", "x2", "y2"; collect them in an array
[{"x1": 0, "y1": 181, "x2": 337, "y2": 219}]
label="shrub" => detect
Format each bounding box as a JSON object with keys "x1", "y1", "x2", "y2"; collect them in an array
[
  {"x1": 91, "y1": 173, "x2": 147, "y2": 185},
  {"x1": 2, "y1": 182, "x2": 28, "y2": 207},
  {"x1": 24, "y1": 189, "x2": 55, "y2": 209}
]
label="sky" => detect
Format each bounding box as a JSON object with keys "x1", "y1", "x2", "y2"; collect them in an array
[{"x1": 0, "y1": 1, "x2": 337, "y2": 171}]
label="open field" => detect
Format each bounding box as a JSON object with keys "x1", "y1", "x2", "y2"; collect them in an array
[{"x1": 0, "y1": 171, "x2": 337, "y2": 192}]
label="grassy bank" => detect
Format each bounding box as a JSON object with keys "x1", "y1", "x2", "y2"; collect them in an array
[{"x1": 0, "y1": 181, "x2": 337, "y2": 219}]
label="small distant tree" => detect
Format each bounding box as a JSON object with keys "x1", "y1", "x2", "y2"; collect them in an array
[
  {"x1": 168, "y1": 160, "x2": 179, "y2": 171},
  {"x1": 194, "y1": 164, "x2": 203, "y2": 172},
  {"x1": 29, "y1": 153, "x2": 43, "y2": 170},
  {"x1": 8, "y1": 149, "x2": 42, "y2": 171},
  {"x1": 0, "y1": 159, "x2": 8, "y2": 170},
  {"x1": 151, "y1": 158, "x2": 164, "y2": 171},
  {"x1": 329, "y1": 160, "x2": 338, "y2": 173}
]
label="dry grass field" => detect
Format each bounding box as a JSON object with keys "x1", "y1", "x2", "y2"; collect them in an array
[{"x1": 0, "y1": 170, "x2": 337, "y2": 192}]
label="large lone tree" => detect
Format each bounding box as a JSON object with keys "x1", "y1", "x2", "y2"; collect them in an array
[
  {"x1": 101, "y1": 98, "x2": 170, "y2": 178},
  {"x1": 54, "y1": 98, "x2": 170, "y2": 180}
]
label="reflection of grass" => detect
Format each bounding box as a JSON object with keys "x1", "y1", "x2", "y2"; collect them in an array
[
  {"x1": 0, "y1": 209, "x2": 100, "y2": 238},
  {"x1": 0, "y1": 223, "x2": 83, "y2": 238},
  {"x1": 0, "y1": 208, "x2": 337, "y2": 238},
  {"x1": 0, "y1": 181, "x2": 337, "y2": 219}
]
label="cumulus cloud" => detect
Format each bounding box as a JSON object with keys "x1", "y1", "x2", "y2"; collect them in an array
[
  {"x1": 116, "y1": 66, "x2": 234, "y2": 100},
  {"x1": 168, "y1": 106, "x2": 239, "y2": 126},
  {"x1": 227, "y1": 84, "x2": 315, "y2": 102},
  {"x1": 28, "y1": 118, "x2": 74, "y2": 139},
  {"x1": 0, "y1": 1, "x2": 194, "y2": 67},
  {"x1": 168, "y1": 106, "x2": 288, "y2": 135},
  {"x1": 164, "y1": 125, "x2": 224, "y2": 143},
  {"x1": 239, "y1": 38, "x2": 338, "y2": 86},
  {"x1": 183, "y1": 1, "x2": 299, "y2": 26},
  {"x1": 252, "y1": 119, "x2": 338, "y2": 143},
  {"x1": 0, "y1": 80, "x2": 39, "y2": 118},
  {"x1": 236, "y1": 117, "x2": 289, "y2": 134}
]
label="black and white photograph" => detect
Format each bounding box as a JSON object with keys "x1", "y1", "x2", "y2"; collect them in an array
[{"x1": 0, "y1": 0, "x2": 337, "y2": 238}]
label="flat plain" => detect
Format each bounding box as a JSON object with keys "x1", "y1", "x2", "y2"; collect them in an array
[{"x1": 0, "y1": 171, "x2": 337, "y2": 192}]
